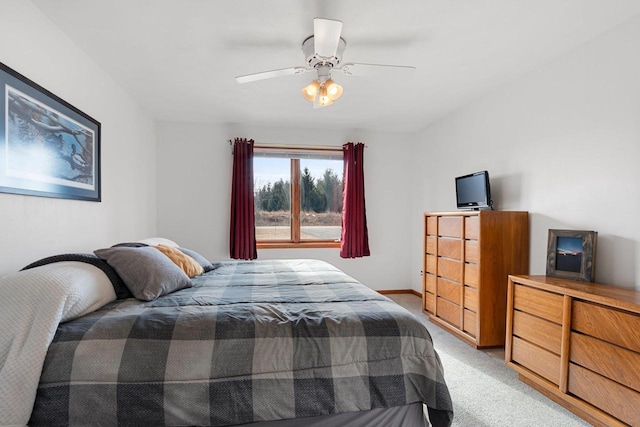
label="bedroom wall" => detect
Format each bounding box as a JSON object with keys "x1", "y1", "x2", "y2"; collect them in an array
[
  {"x1": 156, "y1": 122, "x2": 414, "y2": 291},
  {"x1": 410, "y1": 12, "x2": 640, "y2": 290},
  {"x1": 0, "y1": 1, "x2": 157, "y2": 277}
]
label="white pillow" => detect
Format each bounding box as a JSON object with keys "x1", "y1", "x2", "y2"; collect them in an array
[
  {"x1": 0, "y1": 261, "x2": 117, "y2": 323},
  {"x1": 0, "y1": 261, "x2": 116, "y2": 425},
  {"x1": 136, "y1": 237, "x2": 180, "y2": 248}
]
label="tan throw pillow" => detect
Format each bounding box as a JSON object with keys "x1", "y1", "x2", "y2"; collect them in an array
[{"x1": 154, "y1": 245, "x2": 204, "y2": 278}]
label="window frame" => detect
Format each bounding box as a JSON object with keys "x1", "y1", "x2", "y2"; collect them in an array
[{"x1": 254, "y1": 145, "x2": 343, "y2": 249}]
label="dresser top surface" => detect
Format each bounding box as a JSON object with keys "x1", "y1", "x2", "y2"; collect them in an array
[{"x1": 425, "y1": 210, "x2": 528, "y2": 217}]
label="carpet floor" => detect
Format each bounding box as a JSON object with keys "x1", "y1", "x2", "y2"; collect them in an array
[{"x1": 388, "y1": 293, "x2": 590, "y2": 427}]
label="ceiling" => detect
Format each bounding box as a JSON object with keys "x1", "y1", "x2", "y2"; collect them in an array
[{"x1": 31, "y1": 0, "x2": 640, "y2": 133}]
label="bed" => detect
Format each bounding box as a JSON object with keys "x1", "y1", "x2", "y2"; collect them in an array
[{"x1": 0, "y1": 241, "x2": 453, "y2": 426}]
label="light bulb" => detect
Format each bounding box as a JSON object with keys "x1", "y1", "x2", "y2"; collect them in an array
[{"x1": 318, "y1": 85, "x2": 333, "y2": 106}]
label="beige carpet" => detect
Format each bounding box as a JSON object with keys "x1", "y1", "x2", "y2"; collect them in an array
[{"x1": 388, "y1": 294, "x2": 590, "y2": 427}]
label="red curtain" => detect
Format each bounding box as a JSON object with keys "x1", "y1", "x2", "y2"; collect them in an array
[
  {"x1": 230, "y1": 138, "x2": 257, "y2": 260},
  {"x1": 340, "y1": 142, "x2": 370, "y2": 258}
]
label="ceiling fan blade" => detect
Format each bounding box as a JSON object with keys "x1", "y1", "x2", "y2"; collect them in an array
[
  {"x1": 235, "y1": 67, "x2": 311, "y2": 84},
  {"x1": 338, "y1": 63, "x2": 416, "y2": 77},
  {"x1": 314, "y1": 18, "x2": 343, "y2": 58}
]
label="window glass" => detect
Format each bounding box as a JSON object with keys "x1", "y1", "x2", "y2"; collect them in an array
[
  {"x1": 299, "y1": 158, "x2": 343, "y2": 241},
  {"x1": 254, "y1": 157, "x2": 291, "y2": 240}
]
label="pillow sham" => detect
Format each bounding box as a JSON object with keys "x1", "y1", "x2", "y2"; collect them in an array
[
  {"x1": 10, "y1": 261, "x2": 117, "y2": 322},
  {"x1": 154, "y1": 245, "x2": 204, "y2": 278},
  {"x1": 136, "y1": 237, "x2": 179, "y2": 248},
  {"x1": 179, "y1": 247, "x2": 215, "y2": 272},
  {"x1": 94, "y1": 246, "x2": 192, "y2": 301},
  {"x1": 21, "y1": 253, "x2": 131, "y2": 299}
]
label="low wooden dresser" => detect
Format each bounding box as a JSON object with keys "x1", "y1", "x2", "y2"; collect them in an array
[{"x1": 506, "y1": 275, "x2": 640, "y2": 426}]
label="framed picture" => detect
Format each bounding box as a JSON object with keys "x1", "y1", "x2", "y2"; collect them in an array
[
  {"x1": 0, "y1": 62, "x2": 100, "y2": 201},
  {"x1": 546, "y1": 229, "x2": 597, "y2": 282}
]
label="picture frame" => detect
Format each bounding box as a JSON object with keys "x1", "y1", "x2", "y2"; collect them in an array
[
  {"x1": 0, "y1": 62, "x2": 100, "y2": 202},
  {"x1": 546, "y1": 229, "x2": 597, "y2": 282}
]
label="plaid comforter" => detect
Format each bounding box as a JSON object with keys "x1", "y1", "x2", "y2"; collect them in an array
[{"x1": 30, "y1": 259, "x2": 453, "y2": 426}]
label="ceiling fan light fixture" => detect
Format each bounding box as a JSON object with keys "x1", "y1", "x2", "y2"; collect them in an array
[
  {"x1": 301, "y1": 80, "x2": 321, "y2": 102},
  {"x1": 235, "y1": 18, "x2": 417, "y2": 108},
  {"x1": 325, "y1": 79, "x2": 343, "y2": 100}
]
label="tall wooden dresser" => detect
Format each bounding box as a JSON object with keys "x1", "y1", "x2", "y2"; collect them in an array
[
  {"x1": 422, "y1": 211, "x2": 529, "y2": 348},
  {"x1": 506, "y1": 275, "x2": 640, "y2": 426}
]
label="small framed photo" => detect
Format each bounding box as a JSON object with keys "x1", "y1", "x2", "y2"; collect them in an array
[
  {"x1": 546, "y1": 229, "x2": 597, "y2": 282},
  {"x1": 0, "y1": 62, "x2": 100, "y2": 201}
]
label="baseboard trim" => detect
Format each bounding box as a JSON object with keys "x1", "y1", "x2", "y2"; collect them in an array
[{"x1": 378, "y1": 289, "x2": 421, "y2": 297}]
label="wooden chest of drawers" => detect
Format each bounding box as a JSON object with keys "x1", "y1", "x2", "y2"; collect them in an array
[
  {"x1": 506, "y1": 275, "x2": 640, "y2": 426},
  {"x1": 422, "y1": 211, "x2": 529, "y2": 348}
]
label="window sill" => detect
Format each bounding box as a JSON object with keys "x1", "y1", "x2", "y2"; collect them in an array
[{"x1": 257, "y1": 241, "x2": 341, "y2": 249}]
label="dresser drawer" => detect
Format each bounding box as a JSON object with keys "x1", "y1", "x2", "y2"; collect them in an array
[
  {"x1": 437, "y1": 278, "x2": 461, "y2": 304},
  {"x1": 426, "y1": 216, "x2": 437, "y2": 235},
  {"x1": 425, "y1": 273, "x2": 436, "y2": 294},
  {"x1": 426, "y1": 235, "x2": 437, "y2": 255},
  {"x1": 463, "y1": 285, "x2": 477, "y2": 311},
  {"x1": 437, "y1": 297, "x2": 461, "y2": 328},
  {"x1": 513, "y1": 284, "x2": 563, "y2": 324},
  {"x1": 438, "y1": 257, "x2": 462, "y2": 283},
  {"x1": 572, "y1": 301, "x2": 640, "y2": 353},
  {"x1": 569, "y1": 362, "x2": 640, "y2": 426},
  {"x1": 571, "y1": 332, "x2": 640, "y2": 393},
  {"x1": 511, "y1": 336, "x2": 560, "y2": 385},
  {"x1": 438, "y1": 237, "x2": 462, "y2": 260},
  {"x1": 464, "y1": 216, "x2": 479, "y2": 240},
  {"x1": 464, "y1": 263, "x2": 478, "y2": 287},
  {"x1": 425, "y1": 255, "x2": 436, "y2": 274},
  {"x1": 438, "y1": 216, "x2": 462, "y2": 238},
  {"x1": 424, "y1": 292, "x2": 435, "y2": 313},
  {"x1": 463, "y1": 309, "x2": 476, "y2": 337},
  {"x1": 512, "y1": 310, "x2": 561, "y2": 354},
  {"x1": 465, "y1": 240, "x2": 479, "y2": 264}
]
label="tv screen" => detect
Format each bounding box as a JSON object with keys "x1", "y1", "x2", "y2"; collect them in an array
[{"x1": 455, "y1": 171, "x2": 492, "y2": 210}]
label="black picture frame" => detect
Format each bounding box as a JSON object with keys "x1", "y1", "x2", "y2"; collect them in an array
[
  {"x1": 0, "y1": 62, "x2": 100, "y2": 202},
  {"x1": 546, "y1": 229, "x2": 597, "y2": 282}
]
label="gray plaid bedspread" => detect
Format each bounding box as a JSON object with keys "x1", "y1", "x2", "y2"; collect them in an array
[{"x1": 30, "y1": 259, "x2": 453, "y2": 426}]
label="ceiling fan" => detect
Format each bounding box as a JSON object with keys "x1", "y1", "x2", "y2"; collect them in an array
[{"x1": 235, "y1": 18, "x2": 416, "y2": 107}]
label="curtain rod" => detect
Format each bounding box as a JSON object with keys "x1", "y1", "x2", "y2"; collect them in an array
[{"x1": 228, "y1": 140, "x2": 365, "y2": 151}]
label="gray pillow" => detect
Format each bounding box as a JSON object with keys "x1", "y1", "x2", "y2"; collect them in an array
[
  {"x1": 179, "y1": 247, "x2": 215, "y2": 272},
  {"x1": 94, "y1": 246, "x2": 192, "y2": 301}
]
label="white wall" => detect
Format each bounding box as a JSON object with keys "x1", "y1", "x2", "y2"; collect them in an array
[
  {"x1": 156, "y1": 122, "x2": 414, "y2": 291},
  {"x1": 0, "y1": 1, "x2": 157, "y2": 276},
  {"x1": 160, "y1": 13, "x2": 640, "y2": 292},
  {"x1": 411, "y1": 13, "x2": 640, "y2": 290}
]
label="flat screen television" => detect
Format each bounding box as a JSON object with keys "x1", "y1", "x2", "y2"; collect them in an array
[{"x1": 455, "y1": 170, "x2": 492, "y2": 210}]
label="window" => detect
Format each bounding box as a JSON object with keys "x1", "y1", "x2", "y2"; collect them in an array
[{"x1": 253, "y1": 146, "x2": 343, "y2": 248}]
